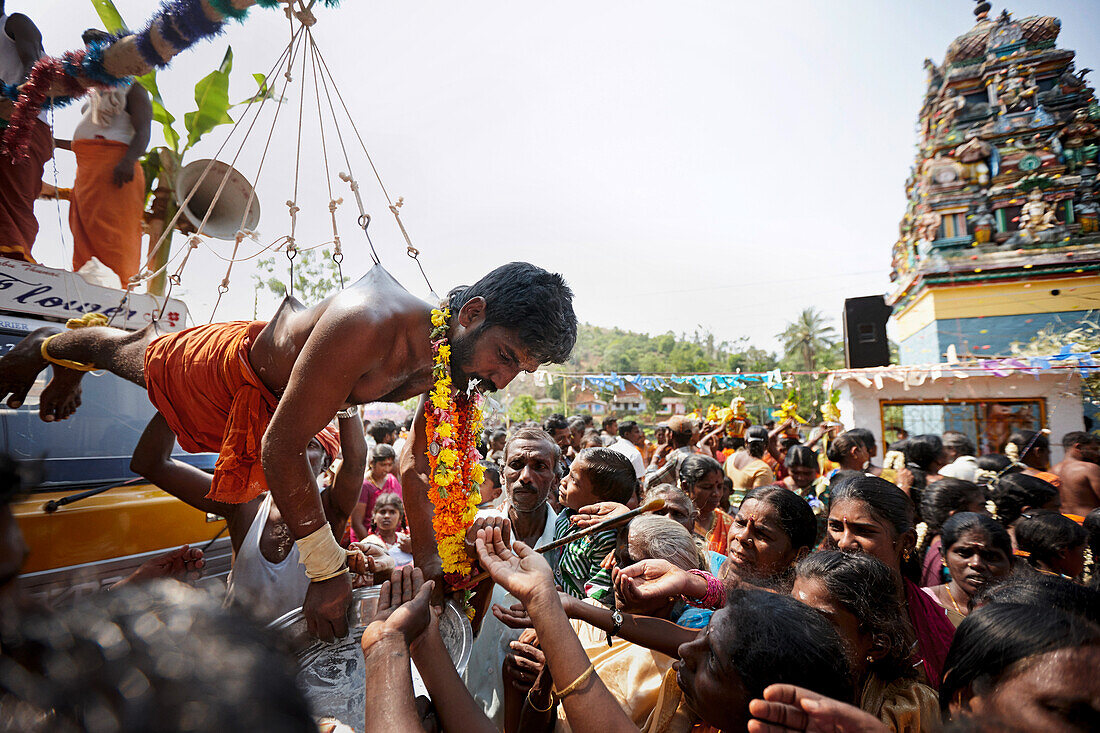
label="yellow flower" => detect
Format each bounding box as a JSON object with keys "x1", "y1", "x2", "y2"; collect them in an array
[
  {"x1": 436, "y1": 422, "x2": 453, "y2": 439},
  {"x1": 436, "y1": 469, "x2": 454, "y2": 487},
  {"x1": 431, "y1": 391, "x2": 450, "y2": 410},
  {"x1": 431, "y1": 309, "x2": 448, "y2": 327},
  {"x1": 471, "y1": 463, "x2": 485, "y2": 484},
  {"x1": 438, "y1": 448, "x2": 459, "y2": 466},
  {"x1": 438, "y1": 344, "x2": 451, "y2": 363}
]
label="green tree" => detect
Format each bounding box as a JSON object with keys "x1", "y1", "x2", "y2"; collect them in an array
[
  {"x1": 252, "y1": 249, "x2": 343, "y2": 310},
  {"x1": 509, "y1": 395, "x2": 539, "y2": 423},
  {"x1": 778, "y1": 308, "x2": 838, "y2": 372}
]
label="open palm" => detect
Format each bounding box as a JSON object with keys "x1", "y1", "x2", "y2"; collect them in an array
[{"x1": 474, "y1": 526, "x2": 556, "y2": 604}]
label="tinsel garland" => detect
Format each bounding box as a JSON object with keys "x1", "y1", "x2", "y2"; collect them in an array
[
  {"x1": 1, "y1": 58, "x2": 83, "y2": 157},
  {"x1": 61, "y1": 43, "x2": 131, "y2": 88},
  {"x1": 0, "y1": 0, "x2": 342, "y2": 158}
]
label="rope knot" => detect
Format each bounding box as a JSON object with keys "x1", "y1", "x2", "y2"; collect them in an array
[
  {"x1": 329, "y1": 197, "x2": 342, "y2": 213},
  {"x1": 187, "y1": 235, "x2": 202, "y2": 249},
  {"x1": 285, "y1": 200, "x2": 300, "y2": 215}
]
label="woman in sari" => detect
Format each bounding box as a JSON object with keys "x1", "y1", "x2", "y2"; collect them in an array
[
  {"x1": 923, "y1": 513, "x2": 1013, "y2": 626},
  {"x1": 825, "y1": 475, "x2": 956, "y2": 689},
  {"x1": 678, "y1": 455, "x2": 732, "y2": 554},
  {"x1": 793, "y1": 551, "x2": 940, "y2": 732}
]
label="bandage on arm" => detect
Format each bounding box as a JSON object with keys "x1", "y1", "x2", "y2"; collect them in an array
[{"x1": 296, "y1": 525, "x2": 348, "y2": 582}]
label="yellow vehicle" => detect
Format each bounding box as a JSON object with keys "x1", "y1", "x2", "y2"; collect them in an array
[{"x1": 1, "y1": 260, "x2": 231, "y2": 605}]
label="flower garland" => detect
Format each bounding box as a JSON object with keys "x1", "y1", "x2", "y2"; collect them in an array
[{"x1": 426, "y1": 306, "x2": 486, "y2": 586}]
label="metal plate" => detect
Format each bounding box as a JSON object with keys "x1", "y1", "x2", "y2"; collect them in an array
[{"x1": 268, "y1": 586, "x2": 472, "y2": 731}]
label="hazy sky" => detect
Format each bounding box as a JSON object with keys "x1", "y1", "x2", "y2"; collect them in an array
[{"x1": 21, "y1": 0, "x2": 1100, "y2": 357}]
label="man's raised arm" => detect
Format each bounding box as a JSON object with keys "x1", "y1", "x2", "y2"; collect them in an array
[{"x1": 261, "y1": 310, "x2": 385, "y2": 641}]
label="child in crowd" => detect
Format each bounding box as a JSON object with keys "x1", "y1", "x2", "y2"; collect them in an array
[
  {"x1": 350, "y1": 444, "x2": 401, "y2": 541},
  {"x1": 476, "y1": 461, "x2": 503, "y2": 510},
  {"x1": 554, "y1": 447, "x2": 637, "y2": 603},
  {"x1": 364, "y1": 492, "x2": 413, "y2": 567}
]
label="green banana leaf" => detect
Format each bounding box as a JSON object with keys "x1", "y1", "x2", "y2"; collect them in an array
[
  {"x1": 183, "y1": 47, "x2": 234, "y2": 152},
  {"x1": 89, "y1": 0, "x2": 180, "y2": 154}
]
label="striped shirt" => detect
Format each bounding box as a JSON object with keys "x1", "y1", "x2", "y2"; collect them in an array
[{"x1": 553, "y1": 508, "x2": 617, "y2": 604}]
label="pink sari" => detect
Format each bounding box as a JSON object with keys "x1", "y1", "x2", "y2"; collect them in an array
[{"x1": 904, "y1": 579, "x2": 955, "y2": 688}]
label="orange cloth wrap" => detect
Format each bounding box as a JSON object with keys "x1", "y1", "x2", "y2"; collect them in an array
[
  {"x1": 144, "y1": 320, "x2": 277, "y2": 504},
  {"x1": 0, "y1": 119, "x2": 52, "y2": 263},
  {"x1": 69, "y1": 138, "x2": 145, "y2": 285}
]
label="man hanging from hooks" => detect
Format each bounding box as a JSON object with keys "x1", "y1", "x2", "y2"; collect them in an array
[{"x1": 0, "y1": 261, "x2": 577, "y2": 641}]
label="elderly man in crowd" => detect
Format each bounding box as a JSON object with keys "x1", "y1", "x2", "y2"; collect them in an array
[{"x1": 462, "y1": 426, "x2": 563, "y2": 727}]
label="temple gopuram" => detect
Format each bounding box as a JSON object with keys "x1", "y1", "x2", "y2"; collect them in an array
[{"x1": 889, "y1": 1, "x2": 1100, "y2": 365}]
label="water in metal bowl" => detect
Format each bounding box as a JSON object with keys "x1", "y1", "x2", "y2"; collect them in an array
[{"x1": 268, "y1": 586, "x2": 473, "y2": 732}]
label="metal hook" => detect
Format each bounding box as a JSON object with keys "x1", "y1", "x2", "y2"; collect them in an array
[{"x1": 358, "y1": 213, "x2": 371, "y2": 230}]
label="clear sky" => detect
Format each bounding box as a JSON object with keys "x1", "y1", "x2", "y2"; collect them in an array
[{"x1": 20, "y1": 0, "x2": 1100, "y2": 356}]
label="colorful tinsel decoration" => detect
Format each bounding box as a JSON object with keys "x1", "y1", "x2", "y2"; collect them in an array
[
  {"x1": 1, "y1": 0, "x2": 346, "y2": 158},
  {"x1": 425, "y1": 307, "x2": 485, "y2": 585},
  {"x1": 1, "y1": 58, "x2": 83, "y2": 157}
]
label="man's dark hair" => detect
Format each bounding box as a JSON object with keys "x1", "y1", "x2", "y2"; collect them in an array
[
  {"x1": 0, "y1": 581, "x2": 314, "y2": 732},
  {"x1": 943, "y1": 430, "x2": 976, "y2": 457},
  {"x1": 368, "y1": 419, "x2": 398, "y2": 444},
  {"x1": 574, "y1": 448, "x2": 636, "y2": 503},
  {"x1": 567, "y1": 416, "x2": 586, "y2": 435},
  {"x1": 939, "y1": 603, "x2": 1100, "y2": 715},
  {"x1": 447, "y1": 262, "x2": 577, "y2": 364},
  {"x1": 619, "y1": 420, "x2": 639, "y2": 437},
  {"x1": 904, "y1": 434, "x2": 944, "y2": 472},
  {"x1": 601, "y1": 415, "x2": 618, "y2": 431},
  {"x1": 795, "y1": 551, "x2": 915, "y2": 682},
  {"x1": 543, "y1": 413, "x2": 569, "y2": 434},
  {"x1": 1063, "y1": 430, "x2": 1098, "y2": 451}
]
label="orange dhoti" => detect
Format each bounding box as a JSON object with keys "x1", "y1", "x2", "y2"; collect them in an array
[
  {"x1": 69, "y1": 138, "x2": 145, "y2": 285},
  {"x1": 144, "y1": 320, "x2": 277, "y2": 504},
  {"x1": 0, "y1": 119, "x2": 53, "y2": 263}
]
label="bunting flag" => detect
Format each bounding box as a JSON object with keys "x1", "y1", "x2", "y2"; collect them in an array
[{"x1": 545, "y1": 369, "x2": 786, "y2": 397}]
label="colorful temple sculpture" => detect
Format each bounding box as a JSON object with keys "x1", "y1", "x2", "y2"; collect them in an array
[{"x1": 889, "y1": 1, "x2": 1100, "y2": 365}]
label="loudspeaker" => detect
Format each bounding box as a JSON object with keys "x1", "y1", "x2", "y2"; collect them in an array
[
  {"x1": 176, "y1": 159, "x2": 261, "y2": 240},
  {"x1": 843, "y1": 295, "x2": 892, "y2": 368}
]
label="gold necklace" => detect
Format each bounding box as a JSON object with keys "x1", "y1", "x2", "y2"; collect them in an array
[{"x1": 944, "y1": 583, "x2": 963, "y2": 614}]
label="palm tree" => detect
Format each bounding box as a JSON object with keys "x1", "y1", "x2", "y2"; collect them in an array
[{"x1": 778, "y1": 308, "x2": 837, "y2": 371}]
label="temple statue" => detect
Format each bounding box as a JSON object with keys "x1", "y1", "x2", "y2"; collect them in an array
[
  {"x1": 1017, "y1": 189, "x2": 1058, "y2": 236},
  {"x1": 1057, "y1": 109, "x2": 1100, "y2": 174},
  {"x1": 1076, "y1": 181, "x2": 1099, "y2": 234},
  {"x1": 954, "y1": 137, "x2": 991, "y2": 185},
  {"x1": 970, "y1": 196, "x2": 997, "y2": 244}
]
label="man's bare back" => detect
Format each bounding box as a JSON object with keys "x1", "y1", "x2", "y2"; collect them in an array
[{"x1": 1054, "y1": 455, "x2": 1100, "y2": 516}]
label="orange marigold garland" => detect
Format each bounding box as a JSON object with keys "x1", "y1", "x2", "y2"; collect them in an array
[{"x1": 426, "y1": 307, "x2": 485, "y2": 591}]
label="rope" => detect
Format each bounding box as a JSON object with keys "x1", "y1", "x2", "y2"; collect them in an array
[
  {"x1": 284, "y1": 17, "x2": 311, "y2": 293},
  {"x1": 313, "y1": 42, "x2": 435, "y2": 291},
  {"x1": 307, "y1": 33, "x2": 344, "y2": 287},
  {"x1": 129, "y1": 25, "x2": 305, "y2": 298}
]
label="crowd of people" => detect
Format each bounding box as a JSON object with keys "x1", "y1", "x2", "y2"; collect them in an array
[{"x1": 3, "y1": 399, "x2": 1099, "y2": 732}]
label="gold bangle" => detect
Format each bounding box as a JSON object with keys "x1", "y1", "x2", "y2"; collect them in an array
[
  {"x1": 551, "y1": 663, "x2": 595, "y2": 699},
  {"x1": 526, "y1": 689, "x2": 554, "y2": 713}
]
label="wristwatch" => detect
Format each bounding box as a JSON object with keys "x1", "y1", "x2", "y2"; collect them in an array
[
  {"x1": 607, "y1": 608, "x2": 623, "y2": 647},
  {"x1": 336, "y1": 408, "x2": 357, "y2": 419}
]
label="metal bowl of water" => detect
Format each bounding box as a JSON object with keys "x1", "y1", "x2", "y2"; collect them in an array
[{"x1": 268, "y1": 586, "x2": 472, "y2": 731}]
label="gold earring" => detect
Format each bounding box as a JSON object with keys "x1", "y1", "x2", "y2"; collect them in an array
[
  {"x1": 903, "y1": 549, "x2": 912, "y2": 561},
  {"x1": 866, "y1": 655, "x2": 874, "y2": 663}
]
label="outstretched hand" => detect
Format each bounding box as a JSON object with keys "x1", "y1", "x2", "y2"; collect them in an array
[
  {"x1": 474, "y1": 526, "x2": 555, "y2": 605},
  {"x1": 616, "y1": 558, "x2": 693, "y2": 605},
  {"x1": 362, "y1": 565, "x2": 435, "y2": 652},
  {"x1": 118, "y1": 545, "x2": 205, "y2": 586},
  {"x1": 747, "y1": 684, "x2": 889, "y2": 733},
  {"x1": 570, "y1": 502, "x2": 629, "y2": 530},
  {"x1": 347, "y1": 541, "x2": 395, "y2": 587}
]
